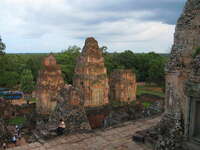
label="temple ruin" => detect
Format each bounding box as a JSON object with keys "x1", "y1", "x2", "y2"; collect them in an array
[
  {"x1": 73, "y1": 37, "x2": 109, "y2": 107},
  {"x1": 49, "y1": 93, "x2": 91, "y2": 133},
  {"x1": 166, "y1": 0, "x2": 200, "y2": 139},
  {"x1": 158, "y1": 0, "x2": 200, "y2": 148},
  {"x1": 109, "y1": 69, "x2": 136, "y2": 103},
  {"x1": 35, "y1": 54, "x2": 64, "y2": 114},
  {"x1": 59, "y1": 84, "x2": 83, "y2": 106},
  {"x1": 34, "y1": 83, "x2": 91, "y2": 138},
  {"x1": 132, "y1": 1, "x2": 200, "y2": 149}
]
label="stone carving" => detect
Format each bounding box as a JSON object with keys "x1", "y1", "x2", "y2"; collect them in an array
[
  {"x1": 109, "y1": 69, "x2": 136, "y2": 103},
  {"x1": 73, "y1": 37, "x2": 109, "y2": 107},
  {"x1": 36, "y1": 54, "x2": 64, "y2": 114}
]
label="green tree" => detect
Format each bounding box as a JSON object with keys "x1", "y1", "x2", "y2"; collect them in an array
[
  {"x1": 26, "y1": 57, "x2": 43, "y2": 81},
  {"x1": 0, "y1": 36, "x2": 6, "y2": 55},
  {"x1": 100, "y1": 46, "x2": 108, "y2": 54},
  {"x1": 0, "y1": 55, "x2": 22, "y2": 88},
  {"x1": 117, "y1": 50, "x2": 136, "y2": 68},
  {"x1": 147, "y1": 58, "x2": 165, "y2": 86},
  {"x1": 56, "y1": 45, "x2": 81, "y2": 84},
  {"x1": 0, "y1": 71, "x2": 19, "y2": 88},
  {"x1": 20, "y1": 69, "x2": 35, "y2": 94},
  {"x1": 104, "y1": 51, "x2": 167, "y2": 86}
]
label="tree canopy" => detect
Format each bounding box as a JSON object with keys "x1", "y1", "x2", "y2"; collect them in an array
[
  {"x1": 20, "y1": 69, "x2": 35, "y2": 94},
  {"x1": 55, "y1": 45, "x2": 81, "y2": 84},
  {"x1": 0, "y1": 36, "x2": 6, "y2": 55},
  {"x1": 0, "y1": 45, "x2": 168, "y2": 89}
]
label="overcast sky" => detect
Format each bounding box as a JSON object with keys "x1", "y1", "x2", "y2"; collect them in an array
[{"x1": 0, "y1": 0, "x2": 186, "y2": 53}]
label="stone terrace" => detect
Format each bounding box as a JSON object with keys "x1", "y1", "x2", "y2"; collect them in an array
[{"x1": 8, "y1": 116, "x2": 161, "y2": 150}]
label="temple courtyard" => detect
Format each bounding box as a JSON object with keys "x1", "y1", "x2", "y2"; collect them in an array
[{"x1": 7, "y1": 116, "x2": 161, "y2": 150}]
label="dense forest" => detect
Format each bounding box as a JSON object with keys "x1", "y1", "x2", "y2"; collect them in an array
[{"x1": 0, "y1": 44, "x2": 168, "y2": 91}]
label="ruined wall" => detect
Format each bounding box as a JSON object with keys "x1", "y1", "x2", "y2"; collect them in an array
[
  {"x1": 47, "y1": 86, "x2": 91, "y2": 134},
  {"x1": 59, "y1": 84, "x2": 83, "y2": 106},
  {"x1": 35, "y1": 86, "x2": 91, "y2": 138},
  {"x1": 36, "y1": 54, "x2": 64, "y2": 114},
  {"x1": 73, "y1": 37, "x2": 109, "y2": 107},
  {"x1": 109, "y1": 69, "x2": 136, "y2": 103},
  {"x1": 129, "y1": 1, "x2": 200, "y2": 149},
  {"x1": 165, "y1": 0, "x2": 200, "y2": 117}
]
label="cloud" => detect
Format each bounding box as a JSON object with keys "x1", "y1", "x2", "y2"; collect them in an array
[
  {"x1": 0, "y1": 0, "x2": 186, "y2": 53},
  {"x1": 70, "y1": 0, "x2": 187, "y2": 24}
]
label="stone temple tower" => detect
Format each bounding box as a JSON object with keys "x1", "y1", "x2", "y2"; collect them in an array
[
  {"x1": 109, "y1": 69, "x2": 137, "y2": 103},
  {"x1": 165, "y1": 0, "x2": 200, "y2": 115},
  {"x1": 36, "y1": 54, "x2": 64, "y2": 114},
  {"x1": 165, "y1": 0, "x2": 200, "y2": 144},
  {"x1": 73, "y1": 37, "x2": 109, "y2": 107}
]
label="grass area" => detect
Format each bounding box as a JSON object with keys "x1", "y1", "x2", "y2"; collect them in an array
[
  {"x1": 8, "y1": 116, "x2": 26, "y2": 125},
  {"x1": 29, "y1": 98, "x2": 37, "y2": 103},
  {"x1": 142, "y1": 102, "x2": 152, "y2": 108},
  {"x1": 130, "y1": 101, "x2": 136, "y2": 105},
  {"x1": 193, "y1": 47, "x2": 200, "y2": 58},
  {"x1": 137, "y1": 85, "x2": 165, "y2": 98},
  {"x1": 110, "y1": 99, "x2": 137, "y2": 108},
  {"x1": 110, "y1": 100, "x2": 129, "y2": 107}
]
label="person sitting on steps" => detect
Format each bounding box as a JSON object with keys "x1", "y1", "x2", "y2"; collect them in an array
[
  {"x1": 2, "y1": 142, "x2": 6, "y2": 149},
  {"x1": 11, "y1": 135, "x2": 17, "y2": 146},
  {"x1": 56, "y1": 119, "x2": 66, "y2": 135}
]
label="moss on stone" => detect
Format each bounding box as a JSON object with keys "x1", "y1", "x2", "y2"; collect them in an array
[
  {"x1": 193, "y1": 47, "x2": 200, "y2": 58},
  {"x1": 142, "y1": 102, "x2": 152, "y2": 108},
  {"x1": 8, "y1": 116, "x2": 26, "y2": 125}
]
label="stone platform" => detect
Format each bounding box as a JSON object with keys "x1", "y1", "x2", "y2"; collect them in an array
[{"x1": 7, "y1": 116, "x2": 161, "y2": 150}]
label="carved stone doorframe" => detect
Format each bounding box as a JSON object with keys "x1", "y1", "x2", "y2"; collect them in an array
[{"x1": 185, "y1": 81, "x2": 200, "y2": 144}]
